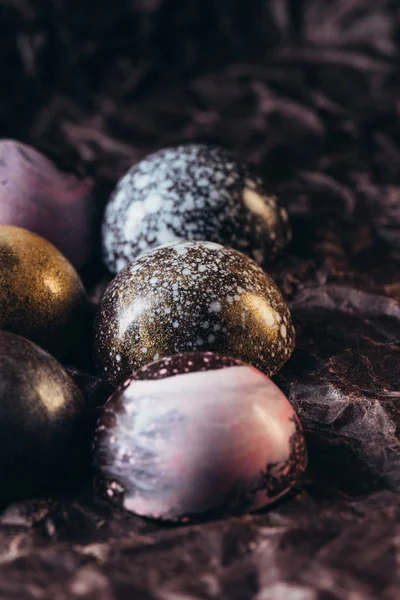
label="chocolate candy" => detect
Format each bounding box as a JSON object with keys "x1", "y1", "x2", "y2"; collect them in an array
[
  {"x1": 102, "y1": 144, "x2": 291, "y2": 273},
  {"x1": 0, "y1": 331, "x2": 87, "y2": 501},
  {"x1": 0, "y1": 225, "x2": 88, "y2": 359},
  {"x1": 94, "y1": 352, "x2": 307, "y2": 521},
  {"x1": 0, "y1": 140, "x2": 94, "y2": 269},
  {"x1": 94, "y1": 241, "x2": 295, "y2": 385}
]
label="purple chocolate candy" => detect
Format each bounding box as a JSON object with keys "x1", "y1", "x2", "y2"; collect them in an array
[
  {"x1": 94, "y1": 352, "x2": 307, "y2": 521},
  {"x1": 0, "y1": 140, "x2": 94, "y2": 269}
]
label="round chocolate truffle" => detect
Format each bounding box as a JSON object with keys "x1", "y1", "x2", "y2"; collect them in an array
[
  {"x1": 94, "y1": 241, "x2": 295, "y2": 385},
  {"x1": 0, "y1": 225, "x2": 88, "y2": 358},
  {"x1": 94, "y1": 352, "x2": 307, "y2": 521},
  {"x1": 0, "y1": 140, "x2": 94, "y2": 269},
  {"x1": 0, "y1": 331, "x2": 87, "y2": 501},
  {"x1": 102, "y1": 144, "x2": 290, "y2": 273}
]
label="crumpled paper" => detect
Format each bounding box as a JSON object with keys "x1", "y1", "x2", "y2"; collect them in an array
[{"x1": 0, "y1": 0, "x2": 399, "y2": 597}]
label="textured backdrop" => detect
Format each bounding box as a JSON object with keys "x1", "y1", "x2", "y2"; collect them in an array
[{"x1": 0, "y1": 1, "x2": 399, "y2": 599}]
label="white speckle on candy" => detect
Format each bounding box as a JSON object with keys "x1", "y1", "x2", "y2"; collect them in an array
[
  {"x1": 209, "y1": 301, "x2": 222, "y2": 313},
  {"x1": 144, "y1": 194, "x2": 162, "y2": 213}
]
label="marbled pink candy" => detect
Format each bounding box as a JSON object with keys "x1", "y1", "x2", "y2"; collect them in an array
[
  {"x1": 94, "y1": 352, "x2": 307, "y2": 521},
  {"x1": 0, "y1": 140, "x2": 94, "y2": 269}
]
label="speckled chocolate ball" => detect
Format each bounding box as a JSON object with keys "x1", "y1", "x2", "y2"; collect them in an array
[
  {"x1": 0, "y1": 140, "x2": 94, "y2": 268},
  {"x1": 0, "y1": 225, "x2": 88, "y2": 358},
  {"x1": 94, "y1": 352, "x2": 307, "y2": 521},
  {"x1": 94, "y1": 241, "x2": 295, "y2": 385},
  {"x1": 0, "y1": 331, "x2": 87, "y2": 501},
  {"x1": 102, "y1": 144, "x2": 290, "y2": 273}
]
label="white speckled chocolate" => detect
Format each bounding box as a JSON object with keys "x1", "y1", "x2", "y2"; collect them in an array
[
  {"x1": 94, "y1": 241, "x2": 295, "y2": 385},
  {"x1": 94, "y1": 352, "x2": 307, "y2": 521},
  {"x1": 102, "y1": 144, "x2": 291, "y2": 273}
]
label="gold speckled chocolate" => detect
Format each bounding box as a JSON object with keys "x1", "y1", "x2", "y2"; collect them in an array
[
  {"x1": 95, "y1": 241, "x2": 295, "y2": 385},
  {"x1": 0, "y1": 225, "x2": 88, "y2": 358}
]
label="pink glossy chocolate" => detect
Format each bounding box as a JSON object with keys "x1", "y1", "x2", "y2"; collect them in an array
[
  {"x1": 0, "y1": 140, "x2": 94, "y2": 269},
  {"x1": 94, "y1": 352, "x2": 307, "y2": 521}
]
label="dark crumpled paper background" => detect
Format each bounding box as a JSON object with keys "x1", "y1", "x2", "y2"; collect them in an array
[{"x1": 0, "y1": 1, "x2": 399, "y2": 598}]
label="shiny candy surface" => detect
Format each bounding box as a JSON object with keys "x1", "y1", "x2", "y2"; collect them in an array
[
  {"x1": 0, "y1": 332, "x2": 86, "y2": 501},
  {"x1": 94, "y1": 352, "x2": 307, "y2": 521},
  {"x1": 0, "y1": 140, "x2": 94, "y2": 268},
  {"x1": 0, "y1": 225, "x2": 88, "y2": 358},
  {"x1": 102, "y1": 144, "x2": 291, "y2": 273},
  {"x1": 94, "y1": 241, "x2": 295, "y2": 386}
]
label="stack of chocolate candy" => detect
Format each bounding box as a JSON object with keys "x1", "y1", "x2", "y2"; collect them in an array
[{"x1": 0, "y1": 140, "x2": 307, "y2": 521}]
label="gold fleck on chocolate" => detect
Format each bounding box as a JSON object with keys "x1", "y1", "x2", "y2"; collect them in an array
[
  {"x1": 0, "y1": 225, "x2": 88, "y2": 358},
  {"x1": 94, "y1": 241, "x2": 295, "y2": 385}
]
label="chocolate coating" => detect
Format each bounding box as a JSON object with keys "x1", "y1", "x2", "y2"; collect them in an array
[
  {"x1": 0, "y1": 225, "x2": 88, "y2": 359},
  {"x1": 0, "y1": 140, "x2": 94, "y2": 268},
  {"x1": 102, "y1": 144, "x2": 291, "y2": 273},
  {"x1": 0, "y1": 331, "x2": 86, "y2": 501},
  {"x1": 94, "y1": 352, "x2": 307, "y2": 521},
  {"x1": 94, "y1": 241, "x2": 295, "y2": 385}
]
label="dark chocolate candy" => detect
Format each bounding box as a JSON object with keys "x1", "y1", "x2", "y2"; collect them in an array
[
  {"x1": 0, "y1": 331, "x2": 87, "y2": 501},
  {"x1": 94, "y1": 241, "x2": 295, "y2": 385},
  {"x1": 94, "y1": 352, "x2": 307, "y2": 521},
  {"x1": 102, "y1": 144, "x2": 291, "y2": 273}
]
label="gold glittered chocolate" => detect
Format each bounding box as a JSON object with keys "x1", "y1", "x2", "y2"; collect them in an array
[
  {"x1": 95, "y1": 241, "x2": 295, "y2": 386},
  {"x1": 0, "y1": 225, "x2": 88, "y2": 358}
]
